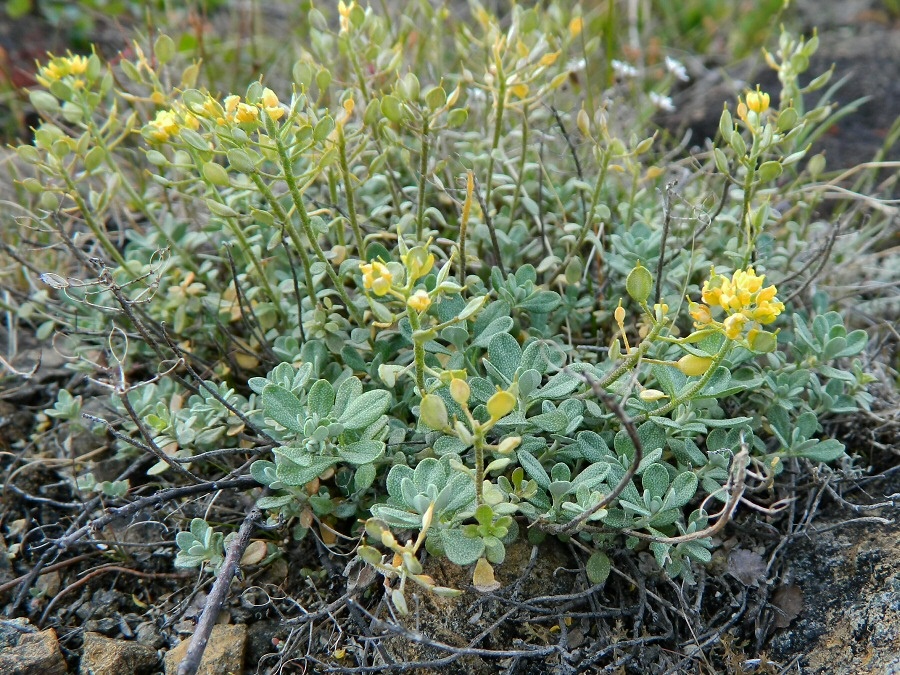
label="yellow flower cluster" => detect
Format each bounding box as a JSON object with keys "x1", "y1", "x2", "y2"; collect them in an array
[
  {"x1": 360, "y1": 261, "x2": 393, "y2": 296},
  {"x1": 145, "y1": 104, "x2": 200, "y2": 143},
  {"x1": 197, "y1": 88, "x2": 285, "y2": 127},
  {"x1": 692, "y1": 267, "x2": 784, "y2": 340},
  {"x1": 36, "y1": 54, "x2": 89, "y2": 88}
]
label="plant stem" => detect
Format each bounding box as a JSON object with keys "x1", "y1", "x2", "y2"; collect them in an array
[
  {"x1": 596, "y1": 321, "x2": 664, "y2": 390},
  {"x1": 251, "y1": 173, "x2": 316, "y2": 308},
  {"x1": 407, "y1": 308, "x2": 427, "y2": 396},
  {"x1": 338, "y1": 123, "x2": 365, "y2": 254},
  {"x1": 415, "y1": 115, "x2": 430, "y2": 242},
  {"x1": 60, "y1": 172, "x2": 129, "y2": 270},
  {"x1": 473, "y1": 436, "x2": 485, "y2": 506},
  {"x1": 266, "y1": 117, "x2": 363, "y2": 324},
  {"x1": 635, "y1": 340, "x2": 733, "y2": 422},
  {"x1": 458, "y1": 170, "x2": 474, "y2": 282}
]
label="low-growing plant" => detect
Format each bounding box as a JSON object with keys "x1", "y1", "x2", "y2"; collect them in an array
[{"x1": 3, "y1": 0, "x2": 888, "y2": 632}]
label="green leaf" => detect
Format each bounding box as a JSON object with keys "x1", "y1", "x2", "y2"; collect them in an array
[
  {"x1": 338, "y1": 440, "x2": 385, "y2": 465},
  {"x1": 274, "y1": 455, "x2": 338, "y2": 486},
  {"x1": 517, "y1": 450, "x2": 550, "y2": 490},
  {"x1": 338, "y1": 389, "x2": 391, "y2": 430},
  {"x1": 663, "y1": 472, "x2": 698, "y2": 510},
  {"x1": 641, "y1": 463, "x2": 670, "y2": 498},
  {"x1": 307, "y1": 379, "x2": 336, "y2": 417},
  {"x1": 487, "y1": 332, "x2": 521, "y2": 382},
  {"x1": 586, "y1": 551, "x2": 611, "y2": 584},
  {"x1": 354, "y1": 463, "x2": 377, "y2": 491},
  {"x1": 443, "y1": 529, "x2": 485, "y2": 566},
  {"x1": 261, "y1": 384, "x2": 304, "y2": 433},
  {"x1": 793, "y1": 438, "x2": 845, "y2": 462},
  {"x1": 472, "y1": 316, "x2": 514, "y2": 348}
]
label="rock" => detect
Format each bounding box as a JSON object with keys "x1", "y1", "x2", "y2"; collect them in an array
[
  {"x1": 163, "y1": 624, "x2": 247, "y2": 675},
  {"x1": 0, "y1": 627, "x2": 68, "y2": 675},
  {"x1": 769, "y1": 516, "x2": 900, "y2": 673},
  {"x1": 246, "y1": 621, "x2": 289, "y2": 668},
  {"x1": 79, "y1": 632, "x2": 158, "y2": 675},
  {"x1": 134, "y1": 621, "x2": 165, "y2": 650}
]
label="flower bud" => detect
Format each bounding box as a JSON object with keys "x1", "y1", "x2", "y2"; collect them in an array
[
  {"x1": 639, "y1": 389, "x2": 668, "y2": 402},
  {"x1": 496, "y1": 436, "x2": 521, "y2": 455},
  {"x1": 407, "y1": 290, "x2": 431, "y2": 313}
]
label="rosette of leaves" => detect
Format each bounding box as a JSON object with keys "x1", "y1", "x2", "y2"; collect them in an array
[
  {"x1": 249, "y1": 362, "x2": 392, "y2": 506},
  {"x1": 174, "y1": 518, "x2": 226, "y2": 571},
  {"x1": 369, "y1": 455, "x2": 476, "y2": 555}
]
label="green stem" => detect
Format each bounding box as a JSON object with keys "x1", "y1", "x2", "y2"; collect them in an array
[
  {"x1": 473, "y1": 436, "x2": 485, "y2": 506},
  {"x1": 485, "y1": 77, "x2": 506, "y2": 215},
  {"x1": 250, "y1": 173, "x2": 316, "y2": 309},
  {"x1": 60, "y1": 172, "x2": 129, "y2": 270},
  {"x1": 596, "y1": 321, "x2": 664, "y2": 390},
  {"x1": 415, "y1": 115, "x2": 430, "y2": 242},
  {"x1": 337, "y1": 123, "x2": 365, "y2": 254},
  {"x1": 407, "y1": 308, "x2": 427, "y2": 396},
  {"x1": 266, "y1": 117, "x2": 363, "y2": 324},
  {"x1": 739, "y1": 161, "x2": 757, "y2": 268},
  {"x1": 635, "y1": 340, "x2": 733, "y2": 422},
  {"x1": 86, "y1": 119, "x2": 197, "y2": 273},
  {"x1": 552, "y1": 149, "x2": 610, "y2": 280},
  {"x1": 327, "y1": 168, "x2": 345, "y2": 248},
  {"x1": 508, "y1": 102, "x2": 529, "y2": 222}
]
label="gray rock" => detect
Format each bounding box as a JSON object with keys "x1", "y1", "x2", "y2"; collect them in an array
[
  {"x1": 79, "y1": 631, "x2": 158, "y2": 675},
  {"x1": 0, "y1": 627, "x2": 68, "y2": 675},
  {"x1": 164, "y1": 624, "x2": 247, "y2": 675},
  {"x1": 135, "y1": 621, "x2": 165, "y2": 650}
]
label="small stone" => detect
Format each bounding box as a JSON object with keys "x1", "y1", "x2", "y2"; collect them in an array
[
  {"x1": 0, "y1": 627, "x2": 68, "y2": 675},
  {"x1": 135, "y1": 622, "x2": 165, "y2": 650},
  {"x1": 80, "y1": 632, "x2": 158, "y2": 675},
  {"x1": 164, "y1": 624, "x2": 247, "y2": 675},
  {"x1": 83, "y1": 617, "x2": 119, "y2": 636}
]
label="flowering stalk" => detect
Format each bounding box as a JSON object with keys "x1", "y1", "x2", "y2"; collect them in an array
[
  {"x1": 264, "y1": 116, "x2": 363, "y2": 324},
  {"x1": 406, "y1": 307, "x2": 428, "y2": 396},
  {"x1": 337, "y1": 122, "x2": 365, "y2": 255}
]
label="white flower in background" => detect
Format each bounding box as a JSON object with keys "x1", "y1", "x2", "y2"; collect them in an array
[
  {"x1": 566, "y1": 58, "x2": 587, "y2": 73},
  {"x1": 611, "y1": 59, "x2": 638, "y2": 79},
  {"x1": 649, "y1": 91, "x2": 675, "y2": 112},
  {"x1": 665, "y1": 56, "x2": 689, "y2": 82}
]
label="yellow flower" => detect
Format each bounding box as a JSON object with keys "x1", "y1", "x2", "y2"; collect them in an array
[
  {"x1": 36, "y1": 54, "x2": 90, "y2": 87},
  {"x1": 223, "y1": 95, "x2": 240, "y2": 115},
  {"x1": 689, "y1": 302, "x2": 712, "y2": 325},
  {"x1": 146, "y1": 109, "x2": 179, "y2": 142},
  {"x1": 407, "y1": 290, "x2": 431, "y2": 313},
  {"x1": 745, "y1": 88, "x2": 770, "y2": 114},
  {"x1": 338, "y1": 0, "x2": 355, "y2": 33},
  {"x1": 360, "y1": 261, "x2": 393, "y2": 296},
  {"x1": 261, "y1": 87, "x2": 285, "y2": 121},
  {"x1": 486, "y1": 389, "x2": 516, "y2": 420},
  {"x1": 235, "y1": 102, "x2": 259, "y2": 124},
  {"x1": 724, "y1": 313, "x2": 748, "y2": 340}
]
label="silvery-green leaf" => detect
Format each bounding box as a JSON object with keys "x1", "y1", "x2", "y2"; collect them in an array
[
  {"x1": 261, "y1": 384, "x2": 304, "y2": 433},
  {"x1": 307, "y1": 379, "x2": 335, "y2": 417},
  {"x1": 338, "y1": 389, "x2": 391, "y2": 429},
  {"x1": 443, "y1": 529, "x2": 485, "y2": 566},
  {"x1": 663, "y1": 472, "x2": 698, "y2": 510},
  {"x1": 641, "y1": 463, "x2": 670, "y2": 498},
  {"x1": 338, "y1": 440, "x2": 385, "y2": 465},
  {"x1": 586, "y1": 551, "x2": 611, "y2": 584},
  {"x1": 517, "y1": 450, "x2": 550, "y2": 490}
]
